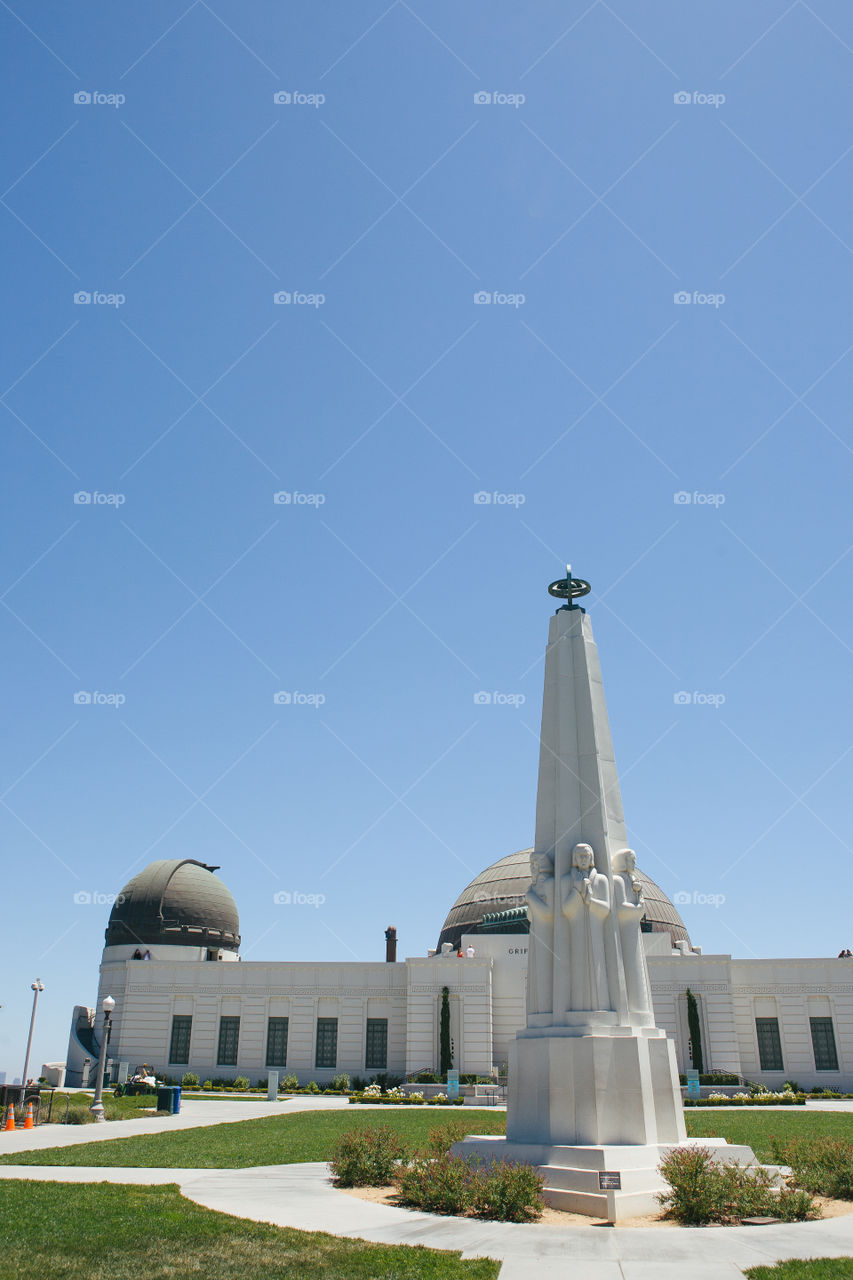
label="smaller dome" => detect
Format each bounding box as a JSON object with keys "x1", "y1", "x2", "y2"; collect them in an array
[
  {"x1": 105, "y1": 859, "x2": 241, "y2": 951},
  {"x1": 437, "y1": 848, "x2": 691, "y2": 951}
]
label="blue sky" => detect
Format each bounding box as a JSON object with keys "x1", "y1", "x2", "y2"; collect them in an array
[{"x1": 2, "y1": 1, "x2": 853, "y2": 1078}]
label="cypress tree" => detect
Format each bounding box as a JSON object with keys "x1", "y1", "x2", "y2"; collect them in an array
[
  {"x1": 440, "y1": 985, "x2": 453, "y2": 1076},
  {"x1": 686, "y1": 987, "x2": 704, "y2": 1073}
]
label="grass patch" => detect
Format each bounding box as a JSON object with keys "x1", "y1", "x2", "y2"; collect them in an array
[
  {"x1": 37, "y1": 1091, "x2": 165, "y2": 1125},
  {"x1": 745, "y1": 1262, "x2": 853, "y2": 1279},
  {"x1": 0, "y1": 1180, "x2": 498, "y2": 1280},
  {"x1": 0, "y1": 1108, "x2": 507, "y2": 1168},
  {"x1": 684, "y1": 1111, "x2": 853, "y2": 1162}
]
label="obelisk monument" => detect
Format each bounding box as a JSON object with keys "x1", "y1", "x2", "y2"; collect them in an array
[{"x1": 455, "y1": 570, "x2": 753, "y2": 1218}]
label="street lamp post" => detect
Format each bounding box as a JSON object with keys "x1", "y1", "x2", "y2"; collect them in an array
[
  {"x1": 89, "y1": 996, "x2": 116, "y2": 1122},
  {"x1": 21, "y1": 980, "x2": 44, "y2": 1086}
]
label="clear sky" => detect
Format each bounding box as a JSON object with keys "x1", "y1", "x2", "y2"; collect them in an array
[{"x1": 2, "y1": 1, "x2": 853, "y2": 1079}]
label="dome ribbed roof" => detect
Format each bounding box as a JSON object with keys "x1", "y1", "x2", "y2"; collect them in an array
[
  {"x1": 105, "y1": 859, "x2": 240, "y2": 951},
  {"x1": 437, "y1": 848, "x2": 690, "y2": 951}
]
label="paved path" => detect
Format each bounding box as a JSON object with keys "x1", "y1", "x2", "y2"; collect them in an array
[{"x1": 2, "y1": 1157, "x2": 853, "y2": 1278}]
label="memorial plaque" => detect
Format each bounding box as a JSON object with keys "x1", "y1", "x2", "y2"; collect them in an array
[
  {"x1": 598, "y1": 1171, "x2": 621, "y2": 1190},
  {"x1": 686, "y1": 1069, "x2": 701, "y2": 1099}
]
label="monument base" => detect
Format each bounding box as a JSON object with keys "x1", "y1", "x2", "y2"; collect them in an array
[
  {"x1": 506, "y1": 1026, "x2": 686, "y2": 1147},
  {"x1": 450, "y1": 1136, "x2": 757, "y2": 1220}
]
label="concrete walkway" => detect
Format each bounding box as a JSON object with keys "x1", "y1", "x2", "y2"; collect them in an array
[{"x1": 2, "y1": 1157, "x2": 853, "y2": 1277}]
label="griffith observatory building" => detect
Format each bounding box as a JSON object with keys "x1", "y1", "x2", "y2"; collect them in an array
[{"x1": 66, "y1": 580, "x2": 853, "y2": 1094}]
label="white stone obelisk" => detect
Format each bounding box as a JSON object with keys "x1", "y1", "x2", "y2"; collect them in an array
[{"x1": 455, "y1": 572, "x2": 753, "y2": 1218}]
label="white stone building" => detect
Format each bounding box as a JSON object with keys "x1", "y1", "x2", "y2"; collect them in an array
[{"x1": 66, "y1": 851, "x2": 853, "y2": 1091}]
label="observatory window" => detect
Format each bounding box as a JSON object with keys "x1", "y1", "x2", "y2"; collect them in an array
[
  {"x1": 168, "y1": 1015, "x2": 192, "y2": 1065},
  {"x1": 217, "y1": 1016, "x2": 240, "y2": 1066},
  {"x1": 755, "y1": 1017, "x2": 783, "y2": 1071},
  {"x1": 266, "y1": 1017, "x2": 289, "y2": 1068},
  {"x1": 315, "y1": 1017, "x2": 338, "y2": 1069},
  {"x1": 365, "y1": 1018, "x2": 388, "y2": 1069},
  {"x1": 810, "y1": 1017, "x2": 839, "y2": 1072}
]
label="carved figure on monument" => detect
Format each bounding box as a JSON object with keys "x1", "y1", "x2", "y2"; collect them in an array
[
  {"x1": 525, "y1": 852, "x2": 555, "y2": 1015},
  {"x1": 560, "y1": 842, "x2": 610, "y2": 1012},
  {"x1": 612, "y1": 848, "x2": 654, "y2": 1024}
]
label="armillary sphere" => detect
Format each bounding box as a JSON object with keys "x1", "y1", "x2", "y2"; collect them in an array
[{"x1": 547, "y1": 566, "x2": 591, "y2": 602}]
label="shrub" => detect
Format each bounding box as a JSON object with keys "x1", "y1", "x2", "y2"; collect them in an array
[
  {"x1": 396, "y1": 1155, "x2": 474, "y2": 1216},
  {"x1": 201, "y1": 1080, "x2": 212, "y2": 1091},
  {"x1": 658, "y1": 1146, "x2": 817, "y2": 1225},
  {"x1": 181, "y1": 1073, "x2": 199, "y2": 1088},
  {"x1": 329, "y1": 1124, "x2": 405, "y2": 1187},
  {"x1": 330, "y1": 1073, "x2": 351, "y2": 1093},
  {"x1": 783, "y1": 1081, "x2": 802, "y2": 1094},
  {"x1": 411, "y1": 1071, "x2": 439, "y2": 1084},
  {"x1": 424, "y1": 1119, "x2": 470, "y2": 1158},
  {"x1": 232, "y1": 1076, "x2": 249, "y2": 1092},
  {"x1": 470, "y1": 1161, "x2": 544, "y2": 1223},
  {"x1": 351, "y1": 1075, "x2": 367, "y2": 1092},
  {"x1": 304, "y1": 1081, "x2": 321, "y2": 1094},
  {"x1": 772, "y1": 1136, "x2": 853, "y2": 1200},
  {"x1": 280, "y1": 1074, "x2": 299, "y2": 1091}
]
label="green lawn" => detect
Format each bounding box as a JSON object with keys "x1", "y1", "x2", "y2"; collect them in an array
[
  {"x1": 0, "y1": 1181, "x2": 498, "y2": 1280},
  {"x1": 6, "y1": 1107, "x2": 853, "y2": 1171},
  {"x1": 745, "y1": 1262, "x2": 853, "y2": 1279},
  {"x1": 0, "y1": 1109, "x2": 507, "y2": 1168},
  {"x1": 39, "y1": 1091, "x2": 165, "y2": 1125},
  {"x1": 684, "y1": 1110, "x2": 853, "y2": 1162}
]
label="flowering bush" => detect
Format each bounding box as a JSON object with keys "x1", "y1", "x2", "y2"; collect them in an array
[
  {"x1": 329, "y1": 1124, "x2": 405, "y2": 1187},
  {"x1": 770, "y1": 1136, "x2": 853, "y2": 1200},
  {"x1": 658, "y1": 1146, "x2": 818, "y2": 1224},
  {"x1": 395, "y1": 1155, "x2": 544, "y2": 1222}
]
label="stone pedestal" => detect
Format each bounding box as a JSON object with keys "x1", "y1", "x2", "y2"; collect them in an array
[{"x1": 451, "y1": 1134, "x2": 756, "y2": 1219}]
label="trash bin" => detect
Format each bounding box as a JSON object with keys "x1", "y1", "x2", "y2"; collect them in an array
[
  {"x1": 156, "y1": 1086, "x2": 172, "y2": 1112},
  {"x1": 172, "y1": 1085, "x2": 181, "y2": 1115}
]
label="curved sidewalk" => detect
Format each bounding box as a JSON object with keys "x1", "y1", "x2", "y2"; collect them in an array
[{"x1": 3, "y1": 1158, "x2": 853, "y2": 1278}]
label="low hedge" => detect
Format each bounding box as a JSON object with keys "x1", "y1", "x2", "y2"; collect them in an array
[
  {"x1": 684, "y1": 1094, "x2": 806, "y2": 1107},
  {"x1": 348, "y1": 1094, "x2": 466, "y2": 1106}
]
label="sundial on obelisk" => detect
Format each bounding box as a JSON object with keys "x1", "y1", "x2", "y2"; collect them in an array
[{"x1": 547, "y1": 563, "x2": 591, "y2": 608}]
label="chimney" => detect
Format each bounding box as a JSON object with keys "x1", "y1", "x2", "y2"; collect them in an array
[{"x1": 384, "y1": 925, "x2": 397, "y2": 963}]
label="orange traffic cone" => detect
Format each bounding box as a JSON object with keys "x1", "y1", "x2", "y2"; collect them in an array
[
  {"x1": 23, "y1": 1103, "x2": 34, "y2": 1130},
  {"x1": 3, "y1": 1103, "x2": 14, "y2": 1132}
]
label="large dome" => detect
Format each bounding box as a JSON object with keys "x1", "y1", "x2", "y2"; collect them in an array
[
  {"x1": 437, "y1": 848, "x2": 690, "y2": 951},
  {"x1": 105, "y1": 859, "x2": 241, "y2": 952}
]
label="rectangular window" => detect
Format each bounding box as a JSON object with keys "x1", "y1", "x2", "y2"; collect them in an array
[
  {"x1": 810, "y1": 1017, "x2": 839, "y2": 1071},
  {"x1": 365, "y1": 1018, "x2": 388, "y2": 1070},
  {"x1": 266, "y1": 1017, "x2": 289, "y2": 1068},
  {"x1": 217, "y1": 1016, "x2": 240, "y2": 1066},
  {"x1": 755, "y1": 1017, "x2": 784, "y2": 1071},
  {"x1": 168, "y1": 1015, "x2": 192, "y2": 1065},
  {"x1": 315, "y1": 1017, "x2": 338, "y2": 1069}
]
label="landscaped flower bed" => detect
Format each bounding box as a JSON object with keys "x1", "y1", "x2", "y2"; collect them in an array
[{"x1": 684, "y1": 1091, "x2": 807, "y2": 1107}]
